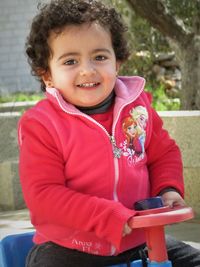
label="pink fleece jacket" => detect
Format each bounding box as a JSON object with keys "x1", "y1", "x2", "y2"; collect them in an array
[{"x1": 18, "y1": 76, "x2": 184, "y2": 256}]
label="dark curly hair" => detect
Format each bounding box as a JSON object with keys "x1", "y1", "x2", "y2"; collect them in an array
[{"x1": 26, "y1": 0, "x2": 130, "y2": 91}]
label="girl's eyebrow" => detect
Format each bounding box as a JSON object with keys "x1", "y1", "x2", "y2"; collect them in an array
[
  {"x1": 92, "y1": 48, "x2": 112, "y2": 54},
  {"x1": 57, "y1": 48, "x2": 112, "y2": 62},
  {"x1": 57, "y1": 52, "x2": 79, "y2": 62}
]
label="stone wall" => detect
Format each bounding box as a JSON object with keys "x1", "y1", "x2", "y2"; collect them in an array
[
  {"x1": 0, "y1": 0, "x2": 40, "y2": 94},
  {"x1": 158, "y1": 111, "x2": 200, "y2": 219},
  {"x1": 152, "y1": 53, "x2": 181, "y2": 98},
  {"x1": 0, "y1": 112, "x2": 22, "y2": 210},
  {"x1": 0, "y1": 109, "x2": 200, "y2": 218}
]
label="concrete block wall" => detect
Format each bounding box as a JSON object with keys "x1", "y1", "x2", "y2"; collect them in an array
[
  {"x1": 158, "y1": 111, "x2": 200, "y2": 219},
  {"x1": 0, "y1": 113, "x2": 25, "y2": 210},
  {"x1": 0, "y1": 0, "x2": 40, "y2": 94},
  {"x1": 0, "y1": 110, "x2": 200, "y2": 219}
]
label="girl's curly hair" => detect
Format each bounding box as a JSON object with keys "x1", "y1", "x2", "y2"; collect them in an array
[{"x1": 26, "y1": 0, "x2": 130, "y2": 91}]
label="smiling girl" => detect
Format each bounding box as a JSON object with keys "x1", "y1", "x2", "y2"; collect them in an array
[{"x1": 18, "y1": 0, "x2": 200, "y2": 266}]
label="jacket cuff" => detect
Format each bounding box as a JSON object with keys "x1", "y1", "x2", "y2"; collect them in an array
[
  {"x1": 158, "y1": 187, "x2": 180, "y2": 196},
  {"x1": 108, "y1": 208, "x2": 136, "y2": 250}
]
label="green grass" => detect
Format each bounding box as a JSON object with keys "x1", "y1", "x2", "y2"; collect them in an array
[{"x1": 0, "y1": 92, "x2": 43, "y2": 103}]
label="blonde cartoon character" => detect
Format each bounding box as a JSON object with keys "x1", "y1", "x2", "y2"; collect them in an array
[
  {"x1": 130, "y1": 106, "x2": 148, "y2": 153},
  {"x1": 130, "y1": 106, "x2": 148, "y2": 129}
]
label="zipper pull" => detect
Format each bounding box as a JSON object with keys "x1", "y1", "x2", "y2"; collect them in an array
[{"x1": 110, "y1": 136, "x2": 122, "y2": 158}]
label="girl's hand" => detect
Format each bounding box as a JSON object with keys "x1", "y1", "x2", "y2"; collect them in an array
[
  {"x1": 161, "y1": 191, "x2": 186, "y2": 208},
  {"x1": 122, "y1": 191, "x2": 186, "y2": 237},
  {"x1": 122, "y1": 222, "x2": 132, "y2": 237}
]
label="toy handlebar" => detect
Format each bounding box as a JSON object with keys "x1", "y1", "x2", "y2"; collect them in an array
[{"x1": 129, "y1": 197, "x2": 194, "y2": 264}]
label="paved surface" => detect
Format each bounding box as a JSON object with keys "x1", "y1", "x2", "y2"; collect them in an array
[
  {"x1": 0, "y1": 209, "x2": 33, "y2": 239},
  {"x1": 0, "y1": 209, "x2": 200, "y2": 250}
]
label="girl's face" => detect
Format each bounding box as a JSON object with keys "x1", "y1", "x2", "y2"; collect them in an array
[{"x1": 42, "y1": 23, "x2": 120, "y2": 107}]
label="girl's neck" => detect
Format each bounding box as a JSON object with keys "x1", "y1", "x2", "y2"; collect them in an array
[{"x1": 76, "y1": 91, "x2": 115, "y2": 115}]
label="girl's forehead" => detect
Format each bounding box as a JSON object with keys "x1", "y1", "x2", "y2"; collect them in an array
[
  {"x1": 48, "y1": 23, "x2": 115, "y2": 60},
  {"x1": 47, "y1": 22, "x2": 114, "y2": 56},
  {"x1": 50, "y1": 22, "x2": 110, "y2": 40}
]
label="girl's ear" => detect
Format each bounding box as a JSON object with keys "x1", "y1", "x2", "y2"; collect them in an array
[{"x1": 41, "y1": 71, "x2": 53, "y2": 88}]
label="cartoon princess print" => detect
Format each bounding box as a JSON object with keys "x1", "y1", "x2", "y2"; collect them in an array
[
  {"x1": 130, "y1": 106, "x2": 148, "y2": 154},
  {"x1": 122, "y1": 117, "x2": 143, "y2": 154},
  {"x1": 121, "y1": 106, "x2": 148, "y2": 165}
]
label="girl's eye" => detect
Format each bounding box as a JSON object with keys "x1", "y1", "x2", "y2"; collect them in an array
[
  {"x1": 64, "y1": 59, "x2": 77, "y2": 65},
  {"x1": 95, "y1": 55, "x2": 107, "y2": 61}
]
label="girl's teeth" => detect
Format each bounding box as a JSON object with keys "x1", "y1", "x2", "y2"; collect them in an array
[{"x1": 79, "y1": 83, "x2": 97, "y2": 87}]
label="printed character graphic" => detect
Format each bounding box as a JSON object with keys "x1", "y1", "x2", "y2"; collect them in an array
[
  {"x1": 130, "y1": 106, "x2": 148, "y2": 153},
  {"x1": 122, "y1": 117, "x2": 143, "y2": 156}
]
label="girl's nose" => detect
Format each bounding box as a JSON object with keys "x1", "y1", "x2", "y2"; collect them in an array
[{"x1": 79, "y1": 62, "x2": 96, "y2": 76}]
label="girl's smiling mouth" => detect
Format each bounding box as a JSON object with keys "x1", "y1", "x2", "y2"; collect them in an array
[{"x1": 77, "y1": 82, "x2": 100, "y2": 88}]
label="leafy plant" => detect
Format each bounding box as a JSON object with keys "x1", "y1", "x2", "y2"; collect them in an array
[{"x1": 146, "y1": 84, "x2": 180, "y2": 111}]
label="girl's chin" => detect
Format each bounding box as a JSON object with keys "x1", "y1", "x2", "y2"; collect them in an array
[
  {"x1": 77, "y1": 102, "x2": 101, "y2": 108},
  {"x1": 77, "y1": 99, "x2": 105, "y2": 108}
]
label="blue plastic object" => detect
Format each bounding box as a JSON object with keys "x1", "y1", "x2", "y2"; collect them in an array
[
  {"x1": 0, "y1": 232, "x2": 34, "y2": 267},
  {"x1": 147, "y1": 260, "x2": 172, "y2": 267},
  {"x1": 109, "y1": 259, "x2": 144, "y2": 266},
  {"x1": 134, "y1": 197, "x2": 164, "y2": 210},
  {"x1": 109, "y1": 259, "x2": 172, "y2": 267}
]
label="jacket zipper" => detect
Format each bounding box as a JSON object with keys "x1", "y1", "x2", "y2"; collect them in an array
[
  {"x1": 53, "y1": 91, "x2": 139, "y2": 200},
  {"x1": 52, "y1": 91, "x2": 139, "y2": 256},
  {"x1": 53, "y1": 92, "x2": 122, "y2": 196}
]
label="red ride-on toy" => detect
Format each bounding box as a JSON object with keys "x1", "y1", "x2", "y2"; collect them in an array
[{"x1": 114, "y1": 197, "x2": 194, "y2": 267}]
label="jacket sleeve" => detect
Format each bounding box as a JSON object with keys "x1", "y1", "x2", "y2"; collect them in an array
[
  {"x1": 18, "y1": 115, "x2": 136, "y2": 249},
  {"x1": 146, "y1": 107, "x2": 184, "y2": 197}
]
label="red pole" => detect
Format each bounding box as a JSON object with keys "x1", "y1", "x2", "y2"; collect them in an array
[{"x1": 145, "y1": 225, "x2": 168, "y2": 262}]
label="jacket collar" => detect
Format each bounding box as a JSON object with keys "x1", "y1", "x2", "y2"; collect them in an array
[{"x1": 45, "y1": 76, "x2": 145, "y2": 114}]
